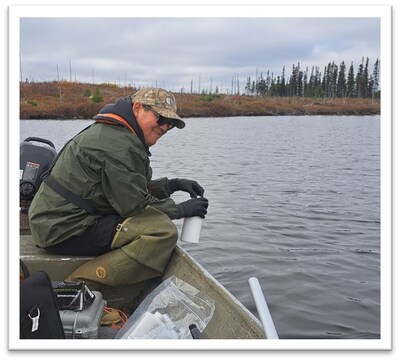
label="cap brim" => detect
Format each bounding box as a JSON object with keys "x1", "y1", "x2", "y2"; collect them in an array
[{"x1": 152, "y1": 106, "x2": 186, "y2": 129}]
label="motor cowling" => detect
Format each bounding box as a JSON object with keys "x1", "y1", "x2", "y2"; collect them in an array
[{"x1": 20, "y1": 137, "x2": 57, "y2": 202}]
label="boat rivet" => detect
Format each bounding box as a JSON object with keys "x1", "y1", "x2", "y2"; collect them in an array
[{"x1": 123, "y1": 227, "x2": 128, "y2": 232}]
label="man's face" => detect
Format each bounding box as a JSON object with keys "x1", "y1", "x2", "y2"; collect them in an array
[{"x1": 134, "y1": 103, "x2": 170, "y2": 146}]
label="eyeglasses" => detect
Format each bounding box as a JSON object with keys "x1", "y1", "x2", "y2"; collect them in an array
[{"x1": 143, "y1": 105, "x2": 176, "y2": 130}]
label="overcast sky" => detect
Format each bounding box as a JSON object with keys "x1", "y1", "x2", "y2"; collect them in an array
[{"x1": 19, "y1": 15, "x2": 381, "y2": 93}]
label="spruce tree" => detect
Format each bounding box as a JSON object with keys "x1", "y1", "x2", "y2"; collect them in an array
[
  {"x1": 371, "y1": 58, "x2": 380, "y2": 100},
  {"x1": 363, "y1": 57, "x2": 370, "y2": 98},
  {"x1": 337, "y1": 61, "x2": 347, "y2": 98},
  {"x1": 346, "y1": 62, "x2": 355, "y2": 98},
  {"x1": 356, "y1": 57, "x2": 365, "y2": 98}
]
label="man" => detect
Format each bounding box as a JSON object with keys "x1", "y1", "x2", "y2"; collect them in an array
[{"x1": 29, "y1": 87, "x2": 209, "y2": 287}]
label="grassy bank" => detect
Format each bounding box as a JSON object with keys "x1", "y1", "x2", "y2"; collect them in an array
[{"x1": 20, "y1": 81, "x2": 380, "y2": 120}]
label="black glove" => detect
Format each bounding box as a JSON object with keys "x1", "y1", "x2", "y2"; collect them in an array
[
  {"x1": 177, "y1": 197, "x2": 209, "y2": 219},
  {"x1": 169, "y1": 178, "x2": 204, "y2": 198}
]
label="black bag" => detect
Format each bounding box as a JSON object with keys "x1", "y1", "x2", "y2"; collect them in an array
[{"x1": 20, "y1": 265, "x2": 65, "y2": 339}]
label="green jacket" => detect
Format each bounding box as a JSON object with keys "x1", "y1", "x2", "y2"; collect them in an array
[{"x1": 29, "y1": 119, "x2": 179, "y2": 248}]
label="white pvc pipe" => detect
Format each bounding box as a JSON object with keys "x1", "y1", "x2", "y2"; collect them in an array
[{"x1": 248, "y1": 277, "x2": 279, "y2": 339}]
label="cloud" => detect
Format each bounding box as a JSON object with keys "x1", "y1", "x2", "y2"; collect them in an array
[{"x1": 19, "y1": 16, "x2": 381, "y2": 92}]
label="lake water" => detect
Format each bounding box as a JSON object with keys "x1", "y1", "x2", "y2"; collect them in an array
[{"x1": 20, "y1": 115, "x2": 381, "y2": 339}]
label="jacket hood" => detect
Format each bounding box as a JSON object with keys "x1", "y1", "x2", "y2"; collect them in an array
[{"x1": 94, "y1": 97, "x2": 150, "y2": 155}]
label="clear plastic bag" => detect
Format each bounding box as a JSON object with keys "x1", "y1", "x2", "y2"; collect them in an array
[{"x1": 115, "y1": 276, "x2": 215, "y2": 339}]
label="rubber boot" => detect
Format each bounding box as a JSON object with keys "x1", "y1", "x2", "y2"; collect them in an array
[{"x1": 65, "y1": 248, "x2": 161, "y2": 287}]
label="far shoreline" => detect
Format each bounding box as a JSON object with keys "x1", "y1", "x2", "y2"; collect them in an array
[{"x1": 20, "y1": 82, "x2": 380, "y2": 120}]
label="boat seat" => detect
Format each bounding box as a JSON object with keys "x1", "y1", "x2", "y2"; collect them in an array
[{"x1": 20, "y1": 234, "x2": 93, "y2": 281}]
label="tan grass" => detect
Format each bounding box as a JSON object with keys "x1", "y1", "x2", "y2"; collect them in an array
[{"x1": 20, "y1": 82, "x2": 380, "y2": 119}]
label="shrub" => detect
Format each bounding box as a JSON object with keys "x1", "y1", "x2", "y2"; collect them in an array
[
  {"x1": 91, "y1": 88, "x2": 103, "y2": 103},
  {"x1": 26, "y1": 99, "x2": 37, "y2": 106}
]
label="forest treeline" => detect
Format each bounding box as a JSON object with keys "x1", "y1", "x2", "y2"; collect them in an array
[
  {"x1": 19, "y1": 56, "x2": 380, "y2": 119},
  {"x1": 239, "y1": 57, "x2": 380, "y2": 100}
]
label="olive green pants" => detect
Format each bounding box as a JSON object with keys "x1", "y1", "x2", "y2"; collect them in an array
[{"x1": 65, "y1": 206, "x2": 178, "y2": 287}]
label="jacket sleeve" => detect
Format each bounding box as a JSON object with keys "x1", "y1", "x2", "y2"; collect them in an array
[
  {"x1": 148, "y1": 177, "x2": 172, "y2": 199},
  {"x1": 146, "y1": 193, "x2": 179, "y2": 219},
  {"x1": 101, "y1": 153, "x2": 179, "y2": 219}
]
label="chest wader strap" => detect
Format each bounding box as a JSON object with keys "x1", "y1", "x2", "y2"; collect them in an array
[
  {"x1": 40, "y1": 123, "x2": 98, "y2": 216},
  {"x1": 42, "y1": 175, "x2": 97, "y2": 215}
]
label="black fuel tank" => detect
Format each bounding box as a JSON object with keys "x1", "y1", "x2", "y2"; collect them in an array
[{"x1": 20, "y1": 137, "x2": 57, "y2": 200}]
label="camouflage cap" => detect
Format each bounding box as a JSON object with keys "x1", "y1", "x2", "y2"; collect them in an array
[{"x1": 131, "y1": 87, "x2": 185, "y2": 129}]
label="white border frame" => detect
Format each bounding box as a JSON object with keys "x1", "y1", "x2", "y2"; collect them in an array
[{"x1": 8, "y1": 5, "x2": 392, "y2": 351}]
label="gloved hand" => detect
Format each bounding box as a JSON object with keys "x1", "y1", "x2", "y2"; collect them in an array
[
  {"x1": 169, "y1": 178, "x2": 205, "y2": 198},
  {"x1": 177, "y1": 197, "x2": 209, "y2": 219}
]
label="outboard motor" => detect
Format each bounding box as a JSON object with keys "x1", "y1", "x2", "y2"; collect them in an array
[{"x1": 20, "y1": 137, "x2": 57, "y2": 206}]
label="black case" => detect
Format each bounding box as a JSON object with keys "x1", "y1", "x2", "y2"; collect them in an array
[{"x1": 20, "y1": 271, "x2": 65, "y2": 339}]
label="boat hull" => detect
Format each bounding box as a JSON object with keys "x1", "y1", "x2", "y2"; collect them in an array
[{"x1": 20, "y1": 235, "x2": 265, "y2": 339}]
